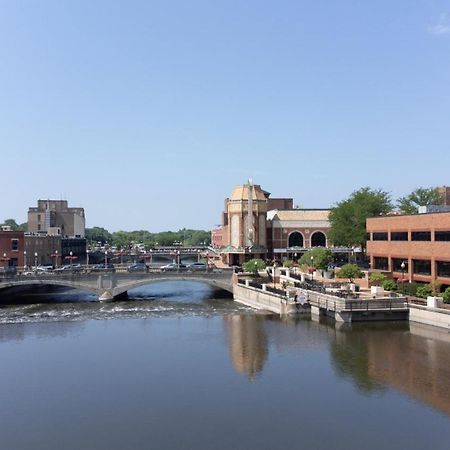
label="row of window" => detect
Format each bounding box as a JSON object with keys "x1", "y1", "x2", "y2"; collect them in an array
[
  {"x1": 373, "y1": 257, "x2": 450, "y2": 277},
  {"x1": 371, "y1": 231, "x2": 450, "y2": 242}
]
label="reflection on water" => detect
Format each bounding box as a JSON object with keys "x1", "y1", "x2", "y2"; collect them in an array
[
  {"x1": 0, "y1": 282, "x2": 450, "y2": 449},
  {"x1": 225, "y1": 315, "x2": 268, "y2": 379}
]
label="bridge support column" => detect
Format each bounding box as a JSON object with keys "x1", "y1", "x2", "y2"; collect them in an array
[{"x1": 99, "y1": 291, "x2": 114, "y2": 302}]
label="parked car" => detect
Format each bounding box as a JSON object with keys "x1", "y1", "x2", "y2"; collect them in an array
[
  {"x1": 127, "y1": 263, "x2": 148, "y2": 273},
  {"x1": 91, "y1": 263, "x2": 115, "y2": 272},
  {"x1": 54, "y1": 264, "x2": 82, "y2": 273},
  {"x1": 187, "y1": 262, "x2": 207, "y2": 271},
  {"x1": 0, "y1": 266, "x2": 17, "y2": 275},
  {"x1": 160, "y1": 263, "x2": 186, "y2": 272}
]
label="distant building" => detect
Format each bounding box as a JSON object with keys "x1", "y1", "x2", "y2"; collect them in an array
[
  {"x1": 28, "y1": 200, "x2": 85, "y2": 238},
  {"x1": 0, "y1": 229, "x2": 25, "y2": 268},
  {"x1": 366, "y1": 211, "x2": 450, "y2": 287},
  {"x1": 211, "y1": 227, "x2": 223, "y2": 249},
  {"x1": 24, "y1": 235, "x2": 86, "y2": 267},
  {"x1": 438, "y1": 186, "x2": 450, "y2": 206}
]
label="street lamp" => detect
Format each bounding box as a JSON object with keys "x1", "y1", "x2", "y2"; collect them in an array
[
  {"x1": 69, "y1": 251, "x2": 73, "y2": 266},
  {"x1": 197, "y1": 249, "x2": 201, "y2": 263},
  {"x1": 310, "y1": 255, "x2": 314, "y2": 282},
  {"x1": 401, "y1": 261, "x2": 406, "y2": 294},
  {"x1": 177, "y1": 250, "x2": 180, "y2": 270},
  {"x1": 105, "y1": 250, "x2": 108, "y2": 267},
  {"x1": 34, "y1": 252, "x2": 38, "y2": 268},
  {"x1": 23, "y1": 250, "x2": 27, "y2": 270}
]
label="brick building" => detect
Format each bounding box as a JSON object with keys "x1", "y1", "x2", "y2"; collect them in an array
[
  {"x1": 0, "y1": 228, "x2": 25, "y2": 268},
  {"x1": 366, "y1": 211, "x2": 450, "y2": 287}
]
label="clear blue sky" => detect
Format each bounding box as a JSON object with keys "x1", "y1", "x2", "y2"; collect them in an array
[{"x1": 1, "y1": 0, "x2": 450, "y2": 231}]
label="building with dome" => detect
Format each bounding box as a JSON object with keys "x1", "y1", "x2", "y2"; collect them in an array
[{"x1": 218, "y1": 180, "x2": 333, "y2": 265}]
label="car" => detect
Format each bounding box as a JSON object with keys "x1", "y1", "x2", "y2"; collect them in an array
[
  {"x1": 54, "y1": 264, "x2": 82, "y2": 273},
  {"x1": 233, "y1": 266, "x2": 244, "y2": 274},
  {"x1": 127, "y1": 263, "x2": 148, "y2": 273},
  {"x1": 91, "y1": 263, "x2": 115, "y2": 272},
  {"x1": 160, "y1": 263, "x2": 186, "y2": 272},
  {"x1": 187, "y1": 262, "x2": 208, "y2": 271}
]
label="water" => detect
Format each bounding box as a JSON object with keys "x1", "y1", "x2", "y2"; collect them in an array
[{"x1": 0, "y1": 281, "x2": 450, "y2": 450}]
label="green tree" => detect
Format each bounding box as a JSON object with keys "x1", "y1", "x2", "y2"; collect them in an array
[
  {"x1": 381, "y1": 279, "x2": 397, "y2": 291},
  {"x1": 243, "y1": 258, "x2": 266, "y2": 274},
  {"x1": 299, "y1": 248, "x2": 333, "y2": 271},
  {"x1": 397, "y1": 187, "x2": 444, "y2": 214},
  {"x1": 85, "y1": 227, "x2": 112, "y2": 245},
  {"x1": 336, "y1": 264, "x2": 363, "y2": 282},
  {"x1": 328, "y1": 187, "x2": 392, "y2": 253},
  {"x1": 369, "y1": 272, "x2": 387, "y2": 286},
  {"x1": 1, "y1": 218, "x2": 20, "y2": 231},
  {"x1": 442, "y1": 287, "x2": 450, "y2": 304}
]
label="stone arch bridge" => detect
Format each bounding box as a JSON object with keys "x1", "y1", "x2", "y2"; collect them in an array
[{"x1": 0, "y1": 270, "x2": 235, "y2": 301}]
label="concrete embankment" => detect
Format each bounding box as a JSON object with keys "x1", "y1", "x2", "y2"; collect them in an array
[
  {"x1": 409, "y1": 303, "x2": 450, "y2": 329},
  {"x1": 233, "y1": 283, "x2": 308, "y2": 315}
]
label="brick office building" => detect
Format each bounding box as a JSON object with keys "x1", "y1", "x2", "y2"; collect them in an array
[{"x1": 366, "y1": 211, "x2": 450, "y2": 287}]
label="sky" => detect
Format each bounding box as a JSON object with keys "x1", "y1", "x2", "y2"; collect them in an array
[{"x1": 1, "y1": 0, "x2": 450, "y2": 231}]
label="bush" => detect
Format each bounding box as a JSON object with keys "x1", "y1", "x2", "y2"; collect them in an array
[
  {"x1": 402, "y1": 282, "x2": 420, "y2": 296},
  {"x1": 382, "y1": 279, "x2": 397, "y2": 291},
  {"x1": 283, "y1": 259, "x2": 294, "y2": 268},
  {"x1": 299, "y1": 248, "x2": 333, "y2": 271},
  {"x1": 443, "y1": 287, "x2": 450, "y2": 304},
  {"x1": 416, "y1": 284, "x2": 433, "y2": 299},
  {"x1": 369, "y1": 272, "x2": 387, "y2": 286},
  {"x1": 336, "y1": 264, "x2": 363, "y2": 282},
  {"x1": 243, "y1": 258, "x2": 266, "y2": 274}
]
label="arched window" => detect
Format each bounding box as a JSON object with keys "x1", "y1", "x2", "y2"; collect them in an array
[
  {"x1": 288, "y1": 231, "x2": 304, "y2": 248},
  {"x1": 311, "y1": 231, "x2": 326, "y2": 247}
]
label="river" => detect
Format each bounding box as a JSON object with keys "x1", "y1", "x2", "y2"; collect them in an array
[{"x1": 0, "y1": 281, "x2": 449, "y2": 450}]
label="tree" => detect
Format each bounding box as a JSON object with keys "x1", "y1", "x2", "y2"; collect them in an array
[
  {"x1": 85, "y1": 227, "x2": 112, "y2": 245},
  {"x1": 299, "y1": 248, "x2": 333, "y2": 271},
  {"x1": 336, "y1": 264, "x2": 363, "y2": 282},
  {"x1": 328, "y1": 187, "x2": 392, "y2": 253},
  {"x1": 397, "y1": 187, "x2": 444, "y2": 214},
  {"x1": 243, "y1": 258, "x2": 266, "y2": 274},
  {"x1": 443, "y1": 287, "x2": 450, "y2": 304},
  {"x1": 1, "y1": 218, "x2": 20, "y2": 231},
  {"x1": 369, "y1": 272, "x2": 387, "y2": 286}
]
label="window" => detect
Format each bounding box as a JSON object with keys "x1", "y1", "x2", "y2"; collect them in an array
[
  {"x1": 11, "y1": 239, "x2": 18, "y2": 251},
  {"x1": 373, "y1": 257, "x2": 389, "y2": 271},
  {"x1": 411, "y1": 231, "x2": 431, "y2": 241},
  {"x1": 392, "y1": 258, "x2": 408, "y2": 272},
  {"x1": 435, "y1": 231, "x2": 450, "y2": 241},
  {"x1": 391, "y1": 232, "x2": 408, "y2": 241},
  {"x1": 372, "y1": 232, "x2": 388, "y2": 241},
  {"x1": 413, "y1": 259, "x2": 431, "y2": 275},
  {"x1": 37, "y1": 214, "x2": 41, "y2": 222},
  {"x1": 437, "y1": 261, "x2": 450, "y2": 278}
]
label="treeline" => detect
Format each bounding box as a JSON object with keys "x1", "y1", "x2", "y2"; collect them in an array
[{"x1": 85, "y1": 227, "x2": 211, "y2": 248}]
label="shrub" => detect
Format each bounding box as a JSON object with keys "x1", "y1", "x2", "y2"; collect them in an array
[
  {"x1": 416, "y1": 284, "x2": 433, "y2": 299},
  {"x1": 381, "y1": 279, "x2": 397, "y2": 291},
  {"x1": 369, "y1": 272, "x2": 387, "y2": 286},
  {"x1": 443, "y1": 287, "x2": 450, "y2": 304},
  {"x1": 336, "y1": 264, "x2": 363, "y2": 282},
  {"x1": 299, "y1": 248, "x2": 333, "y2": 271},
  {"x1": 402, "y1": 282, "x2": 421, "y2": 296},
  {"x1": 243, "y1": 258, "x2": 266, "y2": 274},
  {"x1": 283, "y1": 259, "x2": 294, "y2": 268}
]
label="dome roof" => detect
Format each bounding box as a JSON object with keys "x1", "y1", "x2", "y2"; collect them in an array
[{"x1": 229, "y1": 184, "x2": 267, "y2": 201}]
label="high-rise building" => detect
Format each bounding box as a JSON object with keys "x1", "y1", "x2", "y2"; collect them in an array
[{"x1": 28, "y1": 200, "x2": 85, "y2": 238}]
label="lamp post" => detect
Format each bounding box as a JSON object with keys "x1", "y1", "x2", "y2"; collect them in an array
[
  {"x1": 197, "y1": 249, "x2": 201, "y2": 263},
  {"x1": 69, "y1": 251, "x2": 73, "y2": 266},
  {"x1": 86, "y1": 249, "x2": 90, "y2": 267},
  {"x1": 23, "y1": 250, "x2": 27, "y2": 270},
  {"x1": 177, "y1": 250, "x2": 180, "y2": 270},
  {"x1": 105, "y1": 251, "x2": 108, "y2": 268},
  {"x1": 254, "y1": 260, "x2": 258, "y2": 275},
  {"x1": 401, "y1": 261, "x2": 406, "y2": 294},
  {"x1": 34, "y1": 252, "x2": 38, "y2": 269},
  {"x1": 310, "y1": 255, "x2": 314, "y2": 282}
]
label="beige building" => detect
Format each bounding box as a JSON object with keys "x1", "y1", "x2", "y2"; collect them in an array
[{"x1": 28, "y1": 200, "x2": 85, "y2": 238}]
